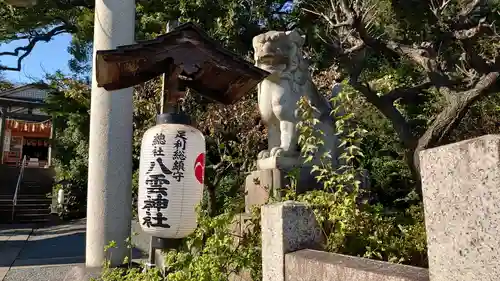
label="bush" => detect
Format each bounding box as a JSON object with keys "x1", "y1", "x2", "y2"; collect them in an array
[{"x1": 289, "y1": 90, "x2": 427, "y2": 267}]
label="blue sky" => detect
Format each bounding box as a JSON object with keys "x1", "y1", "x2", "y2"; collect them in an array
[
  {"x1": 0, "y1": 3, "x2": 293, "y2": 85},
  {"x1": 0, "y1": 33, "x2": 72, "y2": 84}
]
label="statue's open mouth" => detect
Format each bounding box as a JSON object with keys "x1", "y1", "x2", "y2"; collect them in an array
[{"x1": 256, "y1": 54, "x2": 288, "y2": 65}]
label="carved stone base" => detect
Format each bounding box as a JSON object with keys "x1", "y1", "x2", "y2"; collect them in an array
[
  {"x1": 246, "y1": 156, "x2": 371, "y2": 212},
  {"x1": 244, "y1": 166, "x2": 323, "y2": 213},
  {"x1": 256, "y1": 155, "x2": 306, "y2": 170}
]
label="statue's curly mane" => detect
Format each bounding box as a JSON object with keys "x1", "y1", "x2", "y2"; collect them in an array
[{"x1": 280, "y1": 37, "x2": 315, "y2": 98}]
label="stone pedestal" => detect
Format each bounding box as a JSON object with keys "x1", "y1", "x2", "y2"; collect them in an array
[
  {"x1": 261, "y1": 201, "x2": 323, "y2": 281},
  {"x1": 245, "y1": 156, "x2": 370, "y2": 212},
  {"x1": 245, "y1": 156, "x2": 323, "y2": 212},
  {"x1": 420, "y1": 135, "x2": 500, "y2": 281}
]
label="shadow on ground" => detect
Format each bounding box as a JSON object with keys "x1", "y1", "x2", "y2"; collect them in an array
[{"x1": 1, "y1": 219, "x2": 146, "y2": 267}]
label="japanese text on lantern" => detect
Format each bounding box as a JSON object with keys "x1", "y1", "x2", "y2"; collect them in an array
[
  {"x1": 172, "y1": 130, "x2": 187, "y2": 182},
  {"x1": 142, "y1": 132, "x2": 171, "y2": 229}
]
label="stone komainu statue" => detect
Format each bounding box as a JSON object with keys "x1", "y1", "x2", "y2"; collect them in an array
[{"x1": 252, "y1": 30, "x2": 340, "y2": 166}]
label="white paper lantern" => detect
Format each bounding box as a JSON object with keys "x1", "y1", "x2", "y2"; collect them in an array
[{"x1": 138, "y1": 123, "x2": 205, "y2": 238}]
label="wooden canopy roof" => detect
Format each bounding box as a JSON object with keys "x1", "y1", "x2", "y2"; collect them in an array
[{"x1": 95, "y1": 23, "x2": 269, "y2": 105}]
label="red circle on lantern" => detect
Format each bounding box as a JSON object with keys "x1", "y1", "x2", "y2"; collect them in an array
[{"x1": 194, "y1": 153, "x2": 205, "y2": 184}]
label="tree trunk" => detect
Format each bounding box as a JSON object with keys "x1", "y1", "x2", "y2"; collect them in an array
[
  {"x1": 411, "y1": 72, "x2": 499, "y2": 193},
  {"x1": 412, "y1": 96, "x2": 470, "y2": 176},
  {"x1": 206, "y1": 182, "x2": 217, "y2": 216},
  {"x1": 396, "y1": 95, "x2": 481, "y2": 197}
]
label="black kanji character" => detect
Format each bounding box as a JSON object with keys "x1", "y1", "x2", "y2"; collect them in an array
[
  {"x1": 172, "y1": 171, "x2": 184, "y2": 182},
  {"x1": 146, "y1": 158, "x2": 172, "y2": 175},
  {"x1": 151, "y1": 212, "x2": 171, "y2": 228},
  {"x1": 143, "y1": 194, "x2": 169, "y2": 211},
  {"x1": 172, "y1": 160, "x2": 185, "y2": 172},
  {"x1": 152, "y1": 146, "x2": 164, "y2": 156},
  {"x1": 152, "y1": 133, "x2": 166, "y2": 146},
  {"x1": 174, "y1": 139, "x2": 186, "y2": 150},
  {"x1": 142, "y1": 216, "x2": 152, "y2": 227},
  {"x1": 145, "y1": 174, "x2": 170, "y2": 191},
  {"x1": 146, "y1": 188, "x2": 168, "y2": 197},
  {"x1": 175, "y1": 130, "x2": 187, "y2": 140},
  {"x1": 172, "y1": 150, "x2": 186, "y2": 161}
]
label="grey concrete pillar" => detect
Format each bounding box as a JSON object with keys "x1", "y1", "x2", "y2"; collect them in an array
[
  {"x1": 420, "y1": 135, "x2": 500, "y2": 281},
  {"x1": 261, "y1": 201, "x2": 323, "y2": 281},
  {"x1": 85, "y1": 0, "x2": 135, "y2": 268}
]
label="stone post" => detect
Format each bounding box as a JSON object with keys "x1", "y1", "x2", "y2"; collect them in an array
[
  {"x1": 85, "y1": 0, "x2": 135, "y2": 268},
  {"x1": 47, "y1": 120, "x2": 54, "y2": 167},
  {"x1": 0, "y1": 107, "x2": 5, "y2": 164},
  {"x1": 261, "y1": 201, "x2": 323, "y2": 281},
  {"x1": 420, "y1": 135, "x2": 500, "y2": 281}
]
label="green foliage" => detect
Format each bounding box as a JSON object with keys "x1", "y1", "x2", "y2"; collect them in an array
[
  {"x1": 163, "y1": 206, "x2": 262, "y2": 281},
  {"x1": 96, "y1": 266, "x2": 164, "y2": 281},
  {"x1": 340, "y1": 80, "x2": 419, "y2": 206},
  {"x1": 183, "y1": 91, "x2": 266, "y2": 216},
  {"x1": 136, "y1": 0, "x2": 290, "y2": 52},
  {"x1": 287, "y1": 87, "x2": 427, "y2": 267},
  {"x1": 0, "y1": 0, "x2": 291, "y2": 73},
  {"x1": 0, "y1": 72, "x2": 14, "y2": 90},
  {"x1": 93, "y1": 238, "x2": 165, "y2": 281},
  {"x1": 0, "y1": 0, "x2": 92, "y2": 72},
  {"x1": 94, "y1": 205, "x2": 261, "y2": 281},
  {"x1": 44, "y1": 72, "x2": 90, "y2": 219},
  {"x1": 44, "y1": 75, "x2": 160, "y2": 219}
]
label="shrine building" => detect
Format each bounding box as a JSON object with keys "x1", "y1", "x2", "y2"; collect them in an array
[{"x1": 0, "y1": 84, "x2": 53, "y2": 168}]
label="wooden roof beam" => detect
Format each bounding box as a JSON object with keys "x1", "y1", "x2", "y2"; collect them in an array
[
  {"x1": 0, "y1": 97, "x2": 48, "y2": 108},
  {"x1": 1, "y1": 112, "x2": 51, "y2": 122}
]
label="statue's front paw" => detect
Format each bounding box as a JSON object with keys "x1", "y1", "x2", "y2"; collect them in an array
[
  {"x1": 270, "y1": 147, "x2": 285, "y2": 157},
  {"x1": 258, "y1": 150, "x2": 270, "y2": 159}
]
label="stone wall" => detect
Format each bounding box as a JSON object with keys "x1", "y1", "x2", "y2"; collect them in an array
[
  {"x1": 420, "y1": 135, "x2": 500, "y2": 281},
  {"x1": 260, "y1": 135, "x2": 500, "y2": 281},
  {"x1": 285, "y1": 250, "x2": 428, "y2": 281},
  {"x1": 262, "y1": 202, "x2": 429, "y2": 281}
]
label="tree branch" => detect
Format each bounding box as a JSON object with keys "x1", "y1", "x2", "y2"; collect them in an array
[
  {"x1": 430, "y1": 0, "x2": 452, "y2": 18},
  {"x1": 461, "y1": 38, "x2": 493, "y2": 74},
  {"x1": 384, "y1": 40, "x2": 458, "y2": 89},
  {"x1": 411, "y1": 71, "x2": 498, "y2": 182},
  {"x1": 416, "y1": 71, "x2": 499, "y2": 151},
  {"x1": 347, "y1": 51, "x2": 416, "y2": 149},
  {"x1": 457, "y1": 0, "x2": 483, "y2": 24},
  {"x1": 382, "y1": 82, "x2": 434, "y2": 103},
  {"x1": 0, "y1": 25, "x2": 71, "y2": 71},
  {"x1": 53, "y1": 0, "x2": 94, "y2": 9},
  {"x1": 302, "y1": 8, "x2": 353, "y2": 28},
  {"x1": 453, "y1": 22, "x2": 493, "y2": 40}
]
